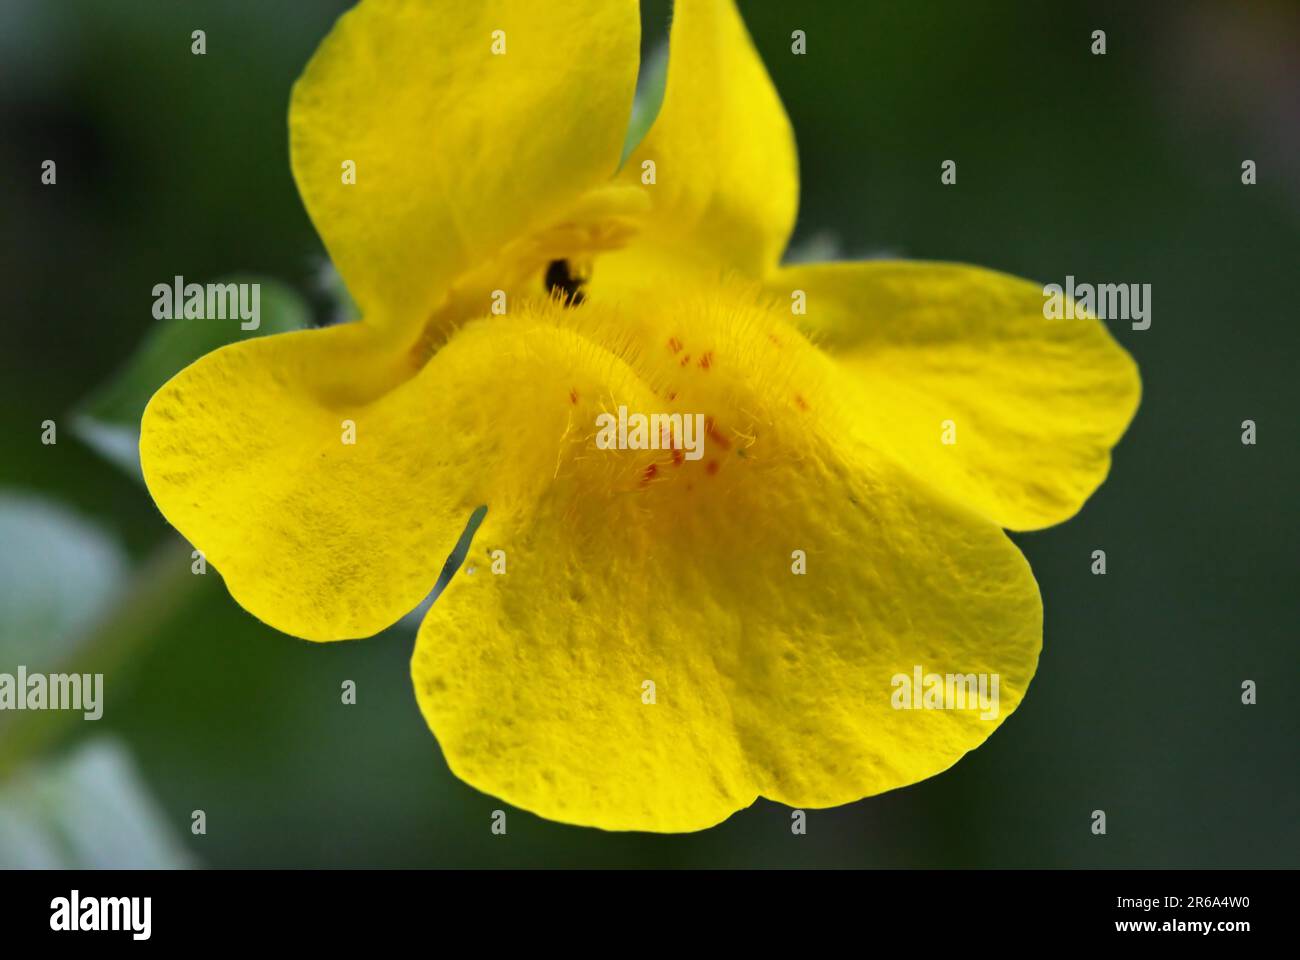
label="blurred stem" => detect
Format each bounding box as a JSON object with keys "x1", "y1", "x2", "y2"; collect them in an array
[{"x1": 0, "y1": 538, "x2": 201, "y2": 778}]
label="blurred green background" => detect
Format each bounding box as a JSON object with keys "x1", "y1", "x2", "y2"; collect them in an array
[{"x1": 1, "y1": 0, "x2": 1296, "y2": 867}]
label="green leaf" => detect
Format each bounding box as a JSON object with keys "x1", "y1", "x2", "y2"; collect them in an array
[
  {"x1": 0, "y1": 738, "x2": 193, "y2": 868},
  {"x1": 621, "y1": 41, "x2": 668, "y2": 166},
  {"x1": 0, "y1": 491, "x2": 128, "y2": 670},
  {"x1": 73, "y1": 275, "x2": 310, "y2": 479}
]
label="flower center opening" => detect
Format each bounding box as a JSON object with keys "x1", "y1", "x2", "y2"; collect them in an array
[{"x1": 544, "y1": 259, "x2": 587, "y2": 307}]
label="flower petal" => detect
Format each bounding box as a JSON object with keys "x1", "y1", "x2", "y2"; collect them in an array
[
  {"x1": 411, "y1": 287, "x2": 1042, "y2": 832},
  {"x1": 290, "y1": 0, "x2": 640, "y2": 343},
  {"x1": 771, "y1": 260, "x2": 1142, "y2": 531},
  {"x1": 140, "y1": 313, "x2": 629, "y2": 642},
  {"x1": 591, "y1": 0, "x2": 798, "y2": 294}
]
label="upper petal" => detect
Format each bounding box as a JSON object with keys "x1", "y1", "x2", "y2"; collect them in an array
[
  {"x1": 411, "y1": 286, "x2": 1042, "y2": 831},
  {"x1": 771, "y1": 260, "x2": 1142, "y2": 531},
  {"x1": 590, "y1": 0, "x2": 798, "y2": 296},
  {"x1": 290, "y1": 0, "x2": 640, "y2": 345}
]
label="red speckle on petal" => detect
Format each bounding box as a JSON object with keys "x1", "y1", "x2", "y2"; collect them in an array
[
  {"x1": 680, "y1": 354, "x2": 691, "y2": 366},
  {"x1": 794, "y1": 393, "x2": 809, "y2": 411},
  {"x1": 667, "y1": 336, "x2": 683, "y2": 354},
  {"x1": 569, "y1": 388, "x2": 579, "y2": 405},
  {"x1": 642, "y1": 463, "x2": 658, "y2": 484},
  {"x1": 706, "y1": 460, "x2": 720, "y2": 476},
  {"x1": 704, "y1": 416, "x2": 732, "y2": 451},
  {"x1": 666, "y1": 390, "x2": 678, "y2": 401},
  {"x1": 699, "y1": 351, "x2": 713, "y2": 370},
  {"x1": 671, "y1": 447, "x2": 685, "y2": 467}
]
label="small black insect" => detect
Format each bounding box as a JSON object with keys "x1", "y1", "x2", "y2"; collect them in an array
[{"x1": 545, "y1": 258, "x2": 586, "y2": 307}]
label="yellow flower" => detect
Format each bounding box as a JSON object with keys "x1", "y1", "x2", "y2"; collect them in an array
[{"x1": 140, "y1": 0, "x2": 1139, "y2": 832}]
